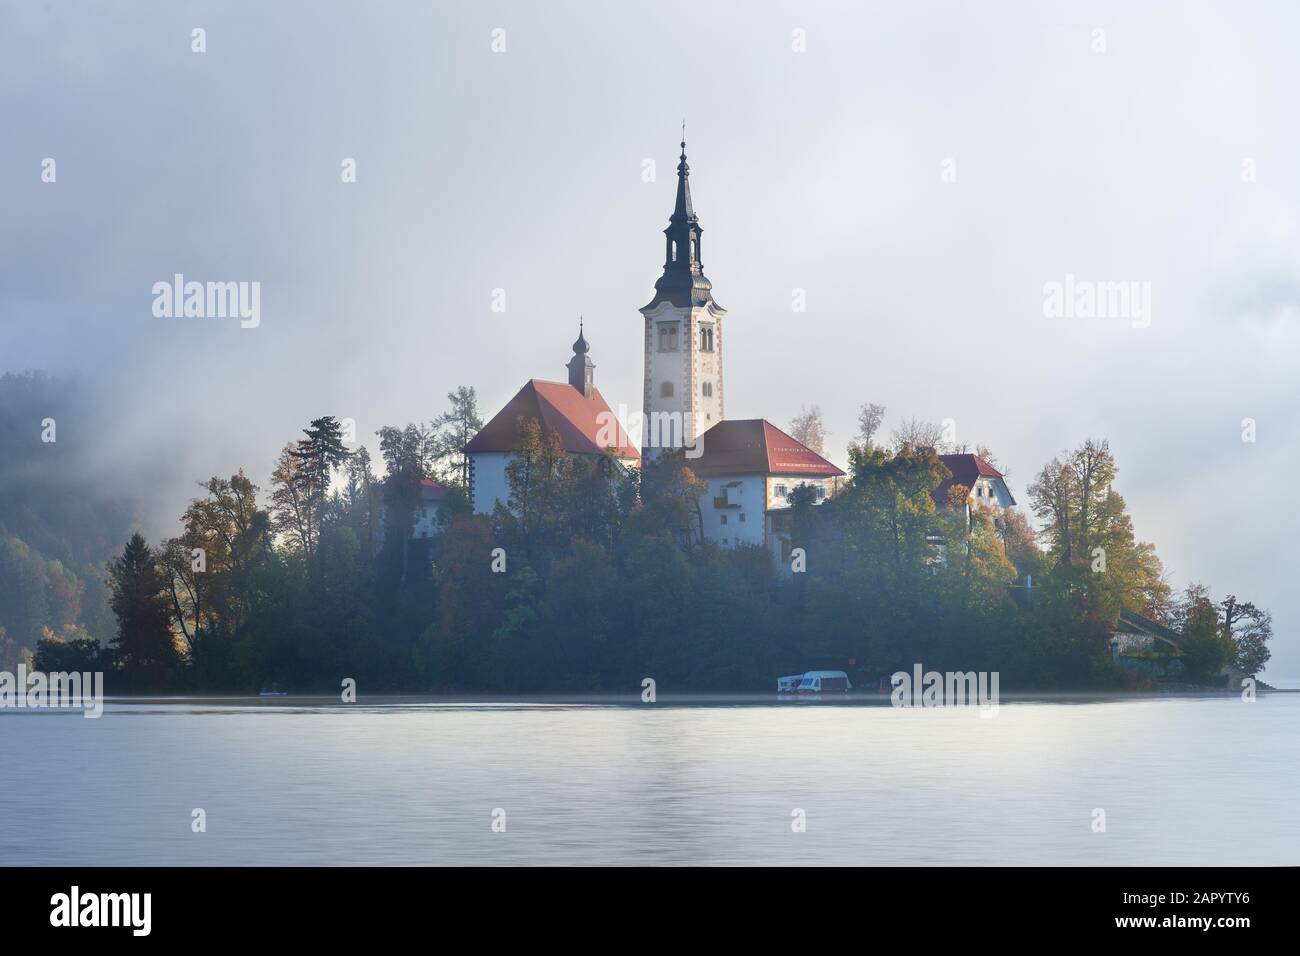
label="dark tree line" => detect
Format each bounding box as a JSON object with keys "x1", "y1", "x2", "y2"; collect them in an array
[{"x1": 28, "y1": 388, "x2": 1271, "y2": 693}]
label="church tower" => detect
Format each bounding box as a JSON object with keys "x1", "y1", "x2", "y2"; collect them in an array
[
  {"x1": 567, "y1": 317, "x2": 595, "y2": 398},
  {"x1": 639, "y1": 135, "x2": 726, "y2": 456}
]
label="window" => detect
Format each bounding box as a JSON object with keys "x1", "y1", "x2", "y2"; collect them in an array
[
  {"x1": 774, "y1": 484, "x2": 788, "y2": 498},
  {"x1": 699, "y1": 325, "x2": 714, "y2": 352},
  {"x1": 739, "y1": 512, "x2": 746, "y2": 522},
  {"x1": 816, "y1": 486, "x2": 826, "y2": 500},
  {"x1": 660, "y1": 381, "x2": 674, "y2": 398},
  {"x1": 720, "y1": 514, "x2": 728, "y2": 525},
  {"x1": 702, "y1": 381, "x2": 713, "y2": 398},
  {"x1": 658, "y1": 323, "x2": 679, "y2": 352}
]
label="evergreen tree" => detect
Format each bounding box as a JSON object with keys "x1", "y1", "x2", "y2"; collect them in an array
[
  {"x1": 108, "y1": 533, "x2": 181, "y2": 689},
  {"x1": 292, "y1": 416, "x2": 352, "y2": 491},
  {"x1": 288, "y1": 417, "x2": 352, "y2": 557},
  {"x1": 431, "y1": 387, "x2": 484, "y2": 489}
]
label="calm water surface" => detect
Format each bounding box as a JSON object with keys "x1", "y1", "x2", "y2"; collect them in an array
[{"x1": 3, "y1": 695, "x2": 1297, "y2": 865}]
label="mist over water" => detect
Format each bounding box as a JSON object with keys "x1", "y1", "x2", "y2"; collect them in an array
[{"x1": 5, "y1": 696, "x2": 1296, "y2": 865}]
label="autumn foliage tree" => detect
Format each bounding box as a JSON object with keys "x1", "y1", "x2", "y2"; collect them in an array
[{"x1": 1028, "y1": 438, "x2": 1169, "y2": 621}]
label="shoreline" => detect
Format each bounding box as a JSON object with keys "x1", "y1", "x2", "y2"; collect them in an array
[{"x1": 50, "y1": 686, "x2": 1298, "y2": 708}]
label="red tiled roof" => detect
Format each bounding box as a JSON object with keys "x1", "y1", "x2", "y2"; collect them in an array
[
  {"x1": 685, "y1": 419, "x2": 844, "y2": 478},
  {"x1": 420, "y1": 478, "x2": 446, "y2": 500},
  {"x1": 933, "y1": 454, "x2": 1015, "y2": 506},
  {"x1": 464, "y1": 380, "x2": 639, "y2": 460}
]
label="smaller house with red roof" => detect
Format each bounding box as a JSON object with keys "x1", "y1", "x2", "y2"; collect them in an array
[
  {"x1": 927, "y1": 454, "x2": 1017, "y2": 551},
  {"x1": 932, "y1": 454, "x2": 1015, "y2": 516},
  {"x1": 464, "y1": 325, "x2": 639, "y2": 515},
  {"x1": 684, "y1": 418, "x2": 844, "y2": 558}
]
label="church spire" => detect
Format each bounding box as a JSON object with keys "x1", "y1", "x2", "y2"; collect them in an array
[
  {"x1": 672, "y1": 125, "x2": 696, "y2": 224},
  {"x1": 643, "y1": 130, "x2": 718, "y2": 311},
  {"x1": 566, "y1": 316, "x2": 595, "y2": 398}
]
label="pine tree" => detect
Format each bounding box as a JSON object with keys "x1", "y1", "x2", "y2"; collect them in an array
[
  {"x1": 276, "y1": 418, "x2": 352, "y2": 560},
  {"x1": 108, "y1": 533, "x2": 181, "y2": 689},
  {"x1": 431, "y1": 387, "x2": 484, "y2": 488},
  {"x1": 292, "y1": 417, "x2": 351, "y2": 507}
]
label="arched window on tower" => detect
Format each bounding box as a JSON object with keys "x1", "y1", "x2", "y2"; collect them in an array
[
  {"x1": 660, "y1": 381, "x2": 674, "y2": 398},
  {"x1": 702, "y1": 381, "x2": 713, "y2": 398},
  {"x1": 671, "y1": 240, "x2": 678, "y2": 262}
]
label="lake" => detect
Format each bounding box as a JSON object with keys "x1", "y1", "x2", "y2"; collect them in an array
[{"x1": 3, "y1": 693, "x2": 1297, "y2": 865}]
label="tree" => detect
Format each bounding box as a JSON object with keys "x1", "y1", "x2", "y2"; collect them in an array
[
  {"x1": 34, "y1": 629, "x2": 103, "y2": 673},
  {"x1": 1028, "y1": 439, "x2": 1113, "y2": 567},
  {"x1": 975, "y1": 444, "x2": 1000, "y2": 470},
  {"x1": 1219, "y1": 595, "x2": 1272, "y2": 675},
  {"x1": 431, "y1": 387, "x2": 484, "y2": 489},
  {"x1": 1027, "y1": 438, "x2": 1169, "y2": 620},
  {"x1": 108, "y1": 533, "x2": 181, "y2": 689},
  {"x1": 1176, "y1": 588, "x2": 1234, "y2": 683},
  {"x1": 934, "y1": 500, "x2": 1017, "y2": 616},
  {"x1": 789, "y1": 404, "x2": 827, "y2": 455},
  {"x1": 377, "y1": 423, "x2": 439, "y2": 586},
  {"x1": 636, "y1": 454, "x2": 708, "y2": 552},
  {"x1": 999, "y1": 507, "x2": 1045, "y2": 583},
  {"x1": 855, "y1": 403, "x2": 886, "y2": 449},
  {"x1": 501, "y1": 417, "x2": 569, "y2": 553},
  {"x1": 161, "y1": 472, "x2": 270, "y2": 649},
  {"x1": 340, "y1": 445, "x2": 380, "y2": 555},
  {"x1": 270, "y1": 444, "x2": 319, "y2": 557},
  {"x1": 289, "y1": 416, "x2": 352, "y2": 556},
  {"x1": 890, "y1": 417, "x2": 946, "y2": 452},
  {"x1": 292, "y1": 416, "x2": 352, "y2": 496}
]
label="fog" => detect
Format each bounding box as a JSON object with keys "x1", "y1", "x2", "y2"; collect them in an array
[{"x1": 2, "y1": 1, "x2": 1297, "y2": 673}]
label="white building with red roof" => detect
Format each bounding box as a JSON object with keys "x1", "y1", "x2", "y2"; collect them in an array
[
  {"x1": 932, "y1": 454, "x2": 1015, "y2": 513},
  {"x1": 684, "y1": 419, "x2": 844, "y2": 556},
  {"x1": 464, "y1": 324, "x2": 639, "y2": 515}
]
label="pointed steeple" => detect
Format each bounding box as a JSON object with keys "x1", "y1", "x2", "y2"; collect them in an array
[
  {"x1": 566, "y1": 316, "x2": 595, "y2": 398},
  {"x1": 642, "y1": 130, "x2": 720, "y2": 312},
  {"x1": 671, "y1": 126, "x2": 696, "y2": 224}
]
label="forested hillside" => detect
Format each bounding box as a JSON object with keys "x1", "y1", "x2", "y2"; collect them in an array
[{"x1": 0, "y1": 371, "x2": 138, "y2": 667}]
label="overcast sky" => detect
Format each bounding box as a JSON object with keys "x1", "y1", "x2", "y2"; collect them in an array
[{"x1": 2, "y1": 1, "x2": 1298, "y2": 674}]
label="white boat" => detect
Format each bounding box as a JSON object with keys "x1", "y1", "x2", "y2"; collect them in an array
[{"x1": 779, "y1": 670, "x2": 852, "y2": 696}]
